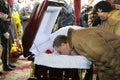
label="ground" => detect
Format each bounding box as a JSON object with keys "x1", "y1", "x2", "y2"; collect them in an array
[{"x1": 0, "y1": 55, "x2": 31, "y2": 80}]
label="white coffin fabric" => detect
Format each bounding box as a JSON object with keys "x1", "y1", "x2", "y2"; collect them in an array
[
  {"x1": 29, "y1": 26, "x2": 83, "y2": 55},
  {"x1": 29, "y1": 6, "x2": 62, "y2": 55},
  {"x1": 34, "y1": 53, "x2": 92, "y2": 69}
]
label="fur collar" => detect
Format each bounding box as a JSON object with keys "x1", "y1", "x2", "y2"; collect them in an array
[{"x1": 107, "y1": 10, "x2": 120, "y2": 26}]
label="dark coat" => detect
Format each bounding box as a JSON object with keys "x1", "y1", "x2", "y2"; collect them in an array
[{"x1": 0, "y1": 0, "x2": 11, "y2": 34}]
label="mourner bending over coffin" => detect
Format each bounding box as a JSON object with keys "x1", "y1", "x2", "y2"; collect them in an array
[
  {"x1": 29, "y1": 26, "x2": 92, "y2": 80},
  {"x1": 53, "y1": 27, "x2": 120, "y2": 80}
]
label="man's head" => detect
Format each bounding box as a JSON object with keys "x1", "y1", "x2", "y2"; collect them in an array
[
  {"x1": 53, "y1": 35, "x2": 72, "y2": 55},
  {"x1": 94, "y1": 1, "x2": 114, "y2": 20}
]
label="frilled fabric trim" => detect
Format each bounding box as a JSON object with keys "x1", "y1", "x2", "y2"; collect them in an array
[{"x1": 67, "y1": 28, "x2": 74, "y2": 49}]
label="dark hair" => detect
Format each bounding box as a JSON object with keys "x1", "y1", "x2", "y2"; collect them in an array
[
  {"x1": 53, "y1": 35, "x2": 67, "y2": 47},
  {"x1": 94, "y1": 1, "x2": 114, "y2": 12}
]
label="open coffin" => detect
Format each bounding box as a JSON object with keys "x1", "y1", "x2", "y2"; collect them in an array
[{"x1": 22, "y1": 0, "x2": 92, "y2": 80}]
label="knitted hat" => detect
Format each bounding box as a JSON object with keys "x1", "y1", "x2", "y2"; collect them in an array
[{"x1": 94, "y1": 1, "x2": 114, "y2": 12}]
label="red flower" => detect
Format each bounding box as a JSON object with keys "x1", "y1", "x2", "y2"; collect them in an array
[{"x1": 45, "y1": 49, "x2": 52, "y2": 54}]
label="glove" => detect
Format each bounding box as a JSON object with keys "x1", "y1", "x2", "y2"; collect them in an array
[{"x1": 3, "y1": 32, "x2": 10, "y2": 39}]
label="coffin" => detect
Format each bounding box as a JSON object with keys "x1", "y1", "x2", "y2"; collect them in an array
[
  {"x1": 34, "y1": 54, "x2": 92, "y2": 80},
  {"x1": 35, "y1": 65, "x2": 79, "y2": 80},
  {"x1": 22, "y1": 0, "x2": 92, "y2": 80}
]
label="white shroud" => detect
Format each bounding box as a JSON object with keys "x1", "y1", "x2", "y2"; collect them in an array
[{"x1": 34, "y1": 53, "x2": 92, "y2": 69}]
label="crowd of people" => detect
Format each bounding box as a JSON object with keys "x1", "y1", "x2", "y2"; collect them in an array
[{"x1": 1, "y1": 0, "x2": 120, "y2": 80}]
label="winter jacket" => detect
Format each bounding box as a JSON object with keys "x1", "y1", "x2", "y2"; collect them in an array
[{"x1": 68, "y1": 28, "x2": 120, "y2": 80}]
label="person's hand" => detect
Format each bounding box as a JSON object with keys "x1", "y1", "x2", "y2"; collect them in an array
[
  {"x1": 0, "y1": 12, "x2": 11, "y2": 22},
  {"x1": 0, "y1": 12, "x2": 8, "y2": 19},
  {"x1": 3, "y1": 32, "x2": 10, "y2": 39}
]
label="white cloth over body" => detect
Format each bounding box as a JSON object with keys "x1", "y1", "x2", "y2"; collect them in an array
[{"x1": 34, "y1": 53, "x2": 92, "y2": 69}]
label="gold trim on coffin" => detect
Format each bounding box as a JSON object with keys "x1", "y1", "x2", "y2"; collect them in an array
[{"x1": 38, "y1": 69, "x2": 87, "y2": 80}]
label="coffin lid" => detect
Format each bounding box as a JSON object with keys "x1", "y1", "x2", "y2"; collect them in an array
[{"x1": 22, "y1": 0, "x2": 64, "y2": 57}]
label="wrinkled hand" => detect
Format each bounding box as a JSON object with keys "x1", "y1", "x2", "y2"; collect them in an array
[{"x1": 3, "y1": 32, "x2": 10, "y2": 39}]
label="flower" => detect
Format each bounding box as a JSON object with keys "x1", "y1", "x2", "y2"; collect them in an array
[
  {"x1": 9, "y1": 39, "x2": 23, "y2": 58},
  {"x1": 45, "y1": 49, "x2": 52, "y2": 54}
]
